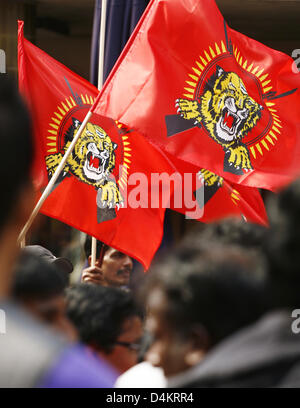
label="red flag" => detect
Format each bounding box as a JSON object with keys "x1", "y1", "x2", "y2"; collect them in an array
[
  {"x1": 165, "y1": 154, "x2": 268, "y2": 226},
  {"x1": 18, "y1": 20, "x2": 98, "y2": 191},
  {"x1": 40, "y1": 118, "x2": 173, "y2": 269},
  {"x1": 18, "y1": 19, "x2": 267, "y2": 268},
  {"x1": 18, "y1": 20, "x2": 174, "y2": 269},
  {"x1": 93, "y1": 0, "x2": 300, "y2": 192}
]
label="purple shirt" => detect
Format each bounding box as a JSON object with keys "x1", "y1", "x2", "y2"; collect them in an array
[{"x1": 39, "y1": 344, "x2": 118, "y2": 388}]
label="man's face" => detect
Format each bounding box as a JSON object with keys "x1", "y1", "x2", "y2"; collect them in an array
[
  {"x1": 97, "y1": 248, "x2": 133, "y2": 287},
  {"x1": 145, "y1": 288, "x2": 197, "y2": 378},
  {"x1": 102, "y1": 315, "x2": 143, "y2": 374}
]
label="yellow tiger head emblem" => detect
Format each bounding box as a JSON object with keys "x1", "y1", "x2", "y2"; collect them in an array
[
  {"x1": 64, "y1": 119, "x2": 117, "y2": 186},
  {"x1": 200, "y1": 66, "x2": 263, "y2": 146}
]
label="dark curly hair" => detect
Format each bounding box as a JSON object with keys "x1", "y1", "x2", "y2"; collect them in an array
[
  {"x1": 12, "y1": 253, "x2": 67, "y2": 300},
  {"x1": 142, "y1": 238, "x2": 268, "y2": 347},
  {"x1": 66, "y1": 284, "x2": 142, "y2": 353},
  {"x1": 264, "y1": 180, "x2": 300, "y2": 309}
]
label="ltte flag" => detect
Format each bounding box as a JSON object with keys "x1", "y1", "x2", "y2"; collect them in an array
[
  {"x1": 18, "y1": 20, "x2": 98, "y2": 191},
  {"x1": 93, "y1": 0, "x2": 300, "y2": 192},
  {"x1": 18, "y1": 20, "x2": 174, "y2": 269}
]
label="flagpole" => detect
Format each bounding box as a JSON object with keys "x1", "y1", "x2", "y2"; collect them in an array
[
  {"x1": 91, "y1": 0, "x2": 108, "y2": 267},
  {"x1": 18, "y1": 111, "x2": 93, "y2": 245},
  {"x1": 98, "y1": 0, "x2": 107, "y2": 91}
]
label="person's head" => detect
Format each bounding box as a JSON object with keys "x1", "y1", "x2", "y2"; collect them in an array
[
  {"x1": 12, "y1": 252, "x2": 77, "y2": 341},
  {"x1": 22, "y1": 245, "x2": 73, "y2": 286},
  {"x1": 84, "y1": 236, "x2": 133, "y2": 287},
  {"x1": 264, "y1": 180, "x2": 300, "y2": 309},
  {"x1": 198, "y1": 218, "x2": 267, "y2": 249},
  {"x1": 66, "y1": 283, "x2": 143, "y2": 373},
  {"x1": 0, "y1": 76, "x2": 34, "y2": 296},
  {"x1": 142, "y1": 238, "x2": 267, "y2": 378}
]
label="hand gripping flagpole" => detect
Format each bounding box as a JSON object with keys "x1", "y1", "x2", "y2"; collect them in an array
[
  {"x1": 18, "y1": 110, "x2": 93, "y2": 245},
  {"x1": 91, "y1": 0, "x2": 108, "y2": 267}
]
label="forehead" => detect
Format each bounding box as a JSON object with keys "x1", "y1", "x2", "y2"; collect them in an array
[
  {"x1": 146, "y1": 289, "x2": 178, "y2": 342},
  {"x1": 146, "y1": 289, "x2": 169, "y2": 325},
  {"x1": 105, "y1": 247, "x2": 127, "y2": 258},
  {"x1": 147, "y1": 287, "x2": 167, "y2": 311},
  {"x1": 225, "y1": 72, "x2": 238, "y2": 86},
  {"x1": 84, "y1": 123, "x2": 109, "y2": 139}
]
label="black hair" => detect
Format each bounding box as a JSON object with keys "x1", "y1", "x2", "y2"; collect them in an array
[
  {"x1": 66, "y1": 284, "x2": 143, "y2": 353},
  {"x1": 143, "y1": 238, "x2": 268, "y2": 347},
  {"x1": 0, "y1": 75, "x2": 33, "y2": 230},
  {"x1": 264, "y1": 180, "x2": 300, "y2": 309},
  {"x1": 84, "y1": 235, "x2": 109, "y2": 260},
  {"x1": 182, "y1": 219, "x2": 267, "y2": 252},
  {"x1": 12, "y1": 252, "x2": 67, "y2": 300}
]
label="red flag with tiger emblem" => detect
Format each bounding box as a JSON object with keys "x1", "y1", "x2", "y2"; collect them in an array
[
  {"x1": 18, "y1": 19, "x2": 267, "y2": 268},
  {"x1": 18, "y1": 21, "x2": 99, "y2": 191},
  {"x1": 92, "y1": 0, "x2": 300, "y2": 192},
  {"x1": 18, "y1": 20, "x2": 173, "y2": 269}
]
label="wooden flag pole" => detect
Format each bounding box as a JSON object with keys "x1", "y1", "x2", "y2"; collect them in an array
[
  {"x1": 91, "y1": 0, "x2": 108, "y2": 267},
  {"x1": 91, "y1": 236, "x2": 97, "y2": 268},
  {"x1": 18, "y1": 110, "x2": 93, "y2": 245}
]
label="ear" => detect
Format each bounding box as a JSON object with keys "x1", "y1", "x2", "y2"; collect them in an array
[
  {"x1": 184, "y1": 324, "x2": 211, "y2": 367},
  {"x1": 216, "y1": 65, "x2": 225, "y2": 78},
  {"x1": 72, "y1": 117, "x2": 82, "y2": 129},
  {"x1": 184, "y1": 350, "x2": 205, "y2": 367}
]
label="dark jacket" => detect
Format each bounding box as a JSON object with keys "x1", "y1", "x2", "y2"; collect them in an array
[{"x1": 168, "y1": 310, "x2": 300, "y2": 388}]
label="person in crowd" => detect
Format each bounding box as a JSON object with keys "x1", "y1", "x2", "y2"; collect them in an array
[
  {"x1": 81, "y1": 235, "x2": 133, "y2": 288},
  {"x1": 22, "y1": 244, "x2": 73, "y2": 285},
  {"x1": 0, "y1": 76, "x2": 117, "y2": 387},
  {"x1": 66, "y1": 283, "x2": 143, "y2": 374},
  {"x1": 12, "y1": 251, "x2": 77, "y2": 342},
  {"x1": 141, "y1": 234, "x2": 268, "y2": 384},
  {"x1": 164, "y1": 187, "x2": 300, "y2": 388},
  {"x1": 196, "y1": 217, "x2": 267, "y2": 250}
]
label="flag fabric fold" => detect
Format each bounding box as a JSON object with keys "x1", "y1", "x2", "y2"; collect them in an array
[{"x1": 165, "y1": 153, "x2": 268, "y2": 226}]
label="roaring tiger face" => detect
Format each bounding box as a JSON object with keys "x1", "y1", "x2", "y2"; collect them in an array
[
  {"x1": 65, "y1": 119, "x2": 117, "y2": 186},
  {"x1": 200, "y1": 66, "x2": 263, "y2": 146},
  {"x1": 175, "y1": 66, "x2": 264, "y2": 174}
]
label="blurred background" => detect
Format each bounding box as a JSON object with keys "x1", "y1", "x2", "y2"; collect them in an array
[{"x1": 1, "y1": 0, "x2": 300, "y2": 279}]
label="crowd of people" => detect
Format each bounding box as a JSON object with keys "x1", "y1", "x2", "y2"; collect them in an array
[{"x1": 0, "y1": 75, "x2": 300, "y2": 388}]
